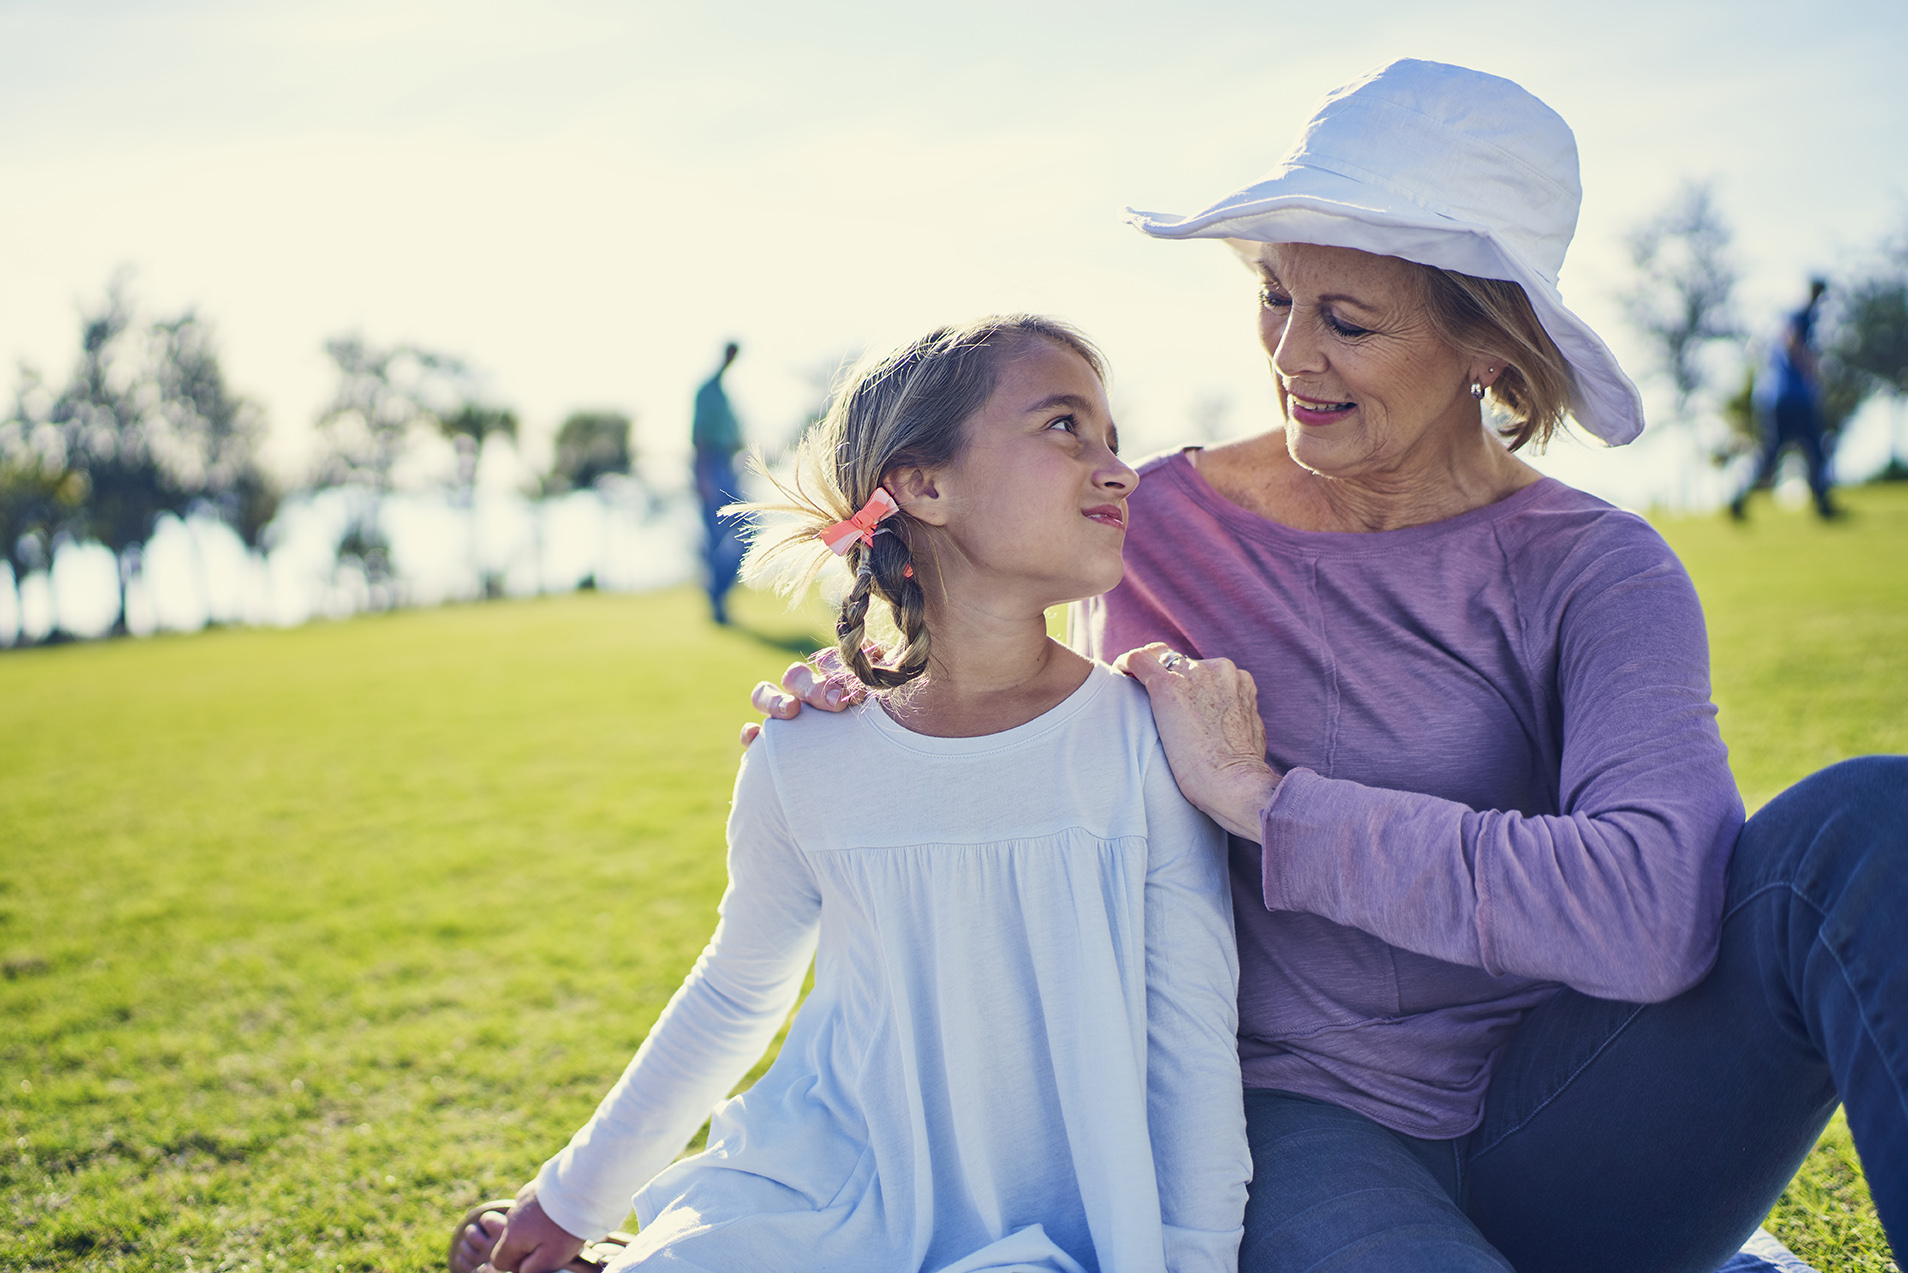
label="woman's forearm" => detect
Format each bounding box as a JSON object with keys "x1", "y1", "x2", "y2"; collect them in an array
[
  {"x1": 1258, "y1": 766, "x2": 1739, "y2": 1000},
  {"x1": 1192, "y1": 760, "x2": 1283, "y2": 841}
]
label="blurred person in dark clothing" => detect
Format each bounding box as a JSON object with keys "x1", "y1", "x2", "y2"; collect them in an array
[{"x1": 1732, "y1": 279, "x2": 1839, "y2": 520}]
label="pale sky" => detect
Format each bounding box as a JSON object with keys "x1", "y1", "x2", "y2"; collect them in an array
[{"x1": 4, "y1": 0, "x2": 1905, "y2": 509}]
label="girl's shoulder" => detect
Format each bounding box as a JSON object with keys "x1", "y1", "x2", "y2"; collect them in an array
[
  {"x1": 740, "y1": 664, "x2": 1160, "y2": 851},
  {"x1": 752, "y1": 663, "x2": 1164, "y2": 844},
  {"x1": 1094, "y1": 661, "x2": 1165, "y2": 731},
  {"x1": 750, "y1": 693, "x2": 878, "y2": 766},
  {"x1": 758, "y1": 661, "x2": 1154, "y2": 763}
]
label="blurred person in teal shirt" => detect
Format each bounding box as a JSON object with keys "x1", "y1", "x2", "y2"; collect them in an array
[{"x1": 693, "y1": 342, "x2": 747, "y2": 623}]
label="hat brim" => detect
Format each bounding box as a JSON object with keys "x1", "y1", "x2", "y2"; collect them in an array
[{"x1": 1126, "y1": 164, "x2": 1644, "y2": 446}]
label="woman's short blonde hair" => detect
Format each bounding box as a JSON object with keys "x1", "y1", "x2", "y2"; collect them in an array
[{"x1": 1413, "y1": 265, "x2": 1574, "y2": 452}]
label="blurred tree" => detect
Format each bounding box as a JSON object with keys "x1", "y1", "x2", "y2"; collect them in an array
[
  {"x1": 1817, "y1": 352, "x2": 1872, "y2": 444},
  {"x1": 0, "y1": 459, "x2": 85, "y2": 579},
  {"x1": 334, "y1": 520, "x2": 391, "y2": 592},
  {"x1": 44, "y1": 280, "x2": 176, "y2": 564},
  {"x1": 1837, "y1": 276, "x2": 1908, "y2": 394},
  {"x1": 1832, "y1": 271, "x2": 1908, "y2": 478},
  {"x1": 542, "y1": 410, "x2": 631, "y2": 495},
  {"x1": 1716, "y1": 365, "x2": 1759, "y2": 464},
  {"x1": 2, "y1": 366, "x2": 81, "y2": 576},
  {"x1": 1621, "y1": 182, "x2": 1743, "y2": 426},
  {"x1": 314, "y1": 336, "x2": 468, "y2": 494},
  {"x1": 438, "y1": 402, "x2": 519, "y2": 496},
  {"x1": 148, "y1": 310, "x2": 279, "y2": 546},
  {"x1": 1, "y1": 277, "x2": 277, "y2": 632},
  {"x1": 314, "y1": 335, "x2": 475, "y2": 592}
]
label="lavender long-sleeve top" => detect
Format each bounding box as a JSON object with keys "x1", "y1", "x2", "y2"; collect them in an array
[{"x1": 1076, "y1": 453, "x2": 1744, "y2": 1138}]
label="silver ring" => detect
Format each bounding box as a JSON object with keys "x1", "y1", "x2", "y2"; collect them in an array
[{"x1": 1161, "y1": 651, "x2": 1187, "y2": 673}]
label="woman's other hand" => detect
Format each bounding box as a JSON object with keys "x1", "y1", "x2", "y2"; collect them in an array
[
  {"x1": 740, "y1": 656, "x2": 868, "y2": 745},
  {"x1": 477, "y1": 1182, "x2": 586, "y2": 1273},
  {"x1": 1115, "y1": 643, "x2": 1282, "y2": 841}
]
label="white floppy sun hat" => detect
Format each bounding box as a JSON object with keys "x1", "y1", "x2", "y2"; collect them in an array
[{"x1": 1126, "y1": 58, "x2": 1645, "y2": 446}]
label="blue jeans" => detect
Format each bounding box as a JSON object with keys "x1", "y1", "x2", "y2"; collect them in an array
[
  {"x1": 1739, "y1": 399, "x2": 1834, "y2": 515},
  {"x1": 1240, "y1": 756, "x2": 1908, "y2": 1273},
  {"x1": 694, "y1": 447, "x2": 747, "y2": 618}
]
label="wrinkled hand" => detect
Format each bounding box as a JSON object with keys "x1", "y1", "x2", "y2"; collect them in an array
[
  {"x1": 480, "y1": 1182, "x2": 586, "y2": 1273},
  {"x1": 1114, "y1": 643, "x2": 1281, "y2": 841},
  {"x1": 740, "y1": 652, "x2": 868, "y2": 745}
]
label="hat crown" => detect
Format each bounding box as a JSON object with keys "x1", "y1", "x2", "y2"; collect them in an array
[
  {"x1": 1276, "y1": 59, "x2": 1582, "y2": 284},
  {"x1": 1120, "y1": 58, "x2": 1645, "y2": 445}
]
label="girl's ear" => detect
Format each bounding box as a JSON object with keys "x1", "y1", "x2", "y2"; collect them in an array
[{"x1": 886, "y1": 464, "x2": 949, "y2": 526}]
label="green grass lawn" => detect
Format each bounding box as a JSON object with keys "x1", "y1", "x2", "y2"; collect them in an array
[{"x1": 3, "y1": 485, "x2": 1904, "y2": 1272}]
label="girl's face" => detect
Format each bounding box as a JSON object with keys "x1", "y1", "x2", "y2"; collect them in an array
[
  {"x1": 1256, "y1": 243, "x2": 1489, "y2": 481},
  {"x1": 902, "y1": 339, "x2": 1136, "y2": 612}
]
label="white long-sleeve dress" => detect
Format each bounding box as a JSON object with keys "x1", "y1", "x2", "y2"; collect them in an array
[{"x1": 532, "y1": 663, "x2": 1250, "y2": 1273}]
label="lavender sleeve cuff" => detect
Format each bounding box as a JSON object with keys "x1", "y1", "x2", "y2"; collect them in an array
[{"x1": 1261, "y1": 763, "x2": 1738, "y2": 1002}]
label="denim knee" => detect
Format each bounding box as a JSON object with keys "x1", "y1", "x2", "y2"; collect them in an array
[
  {"x1": 1723, "y1": 755, "x2": 1908, "y2": 1049},
  {"x1": 1726, "y1": 756, "x2": 1908, "y2": 916},
  {"x1": 1729, "y1": 756, "x2": 1908, "y2": 1241},
  {"x1": 1241, "y1": 1091, "x2": 1509, "y2": 1273}
]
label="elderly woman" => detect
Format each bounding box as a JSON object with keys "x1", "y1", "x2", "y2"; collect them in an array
[{"x1": 753, "y1": 60, "x2": 1904, "y2": 1273}]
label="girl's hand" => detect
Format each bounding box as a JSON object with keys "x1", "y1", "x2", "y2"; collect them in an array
[
  {"x1": 1115, "y1": 643, "x2": 1282, "y2": 841},
  {"x1": 480, "y1": 1183, "x2": 586, "y2": 1273},
  {"x1": 741, "y1": 654, "x2": 869, "y2": 745}
]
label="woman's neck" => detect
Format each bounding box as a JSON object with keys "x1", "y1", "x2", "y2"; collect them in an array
[
  {"x1": 877, "y1": 597, "x2": 1090, "y2": 739},
  {"x1": 1192, "y1": 427, "x2": 1541, "y2": 533}
]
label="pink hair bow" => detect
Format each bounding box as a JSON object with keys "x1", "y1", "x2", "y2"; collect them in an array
[{"x1": 818, "y1": 487, "x2": 900, "y2": 556}]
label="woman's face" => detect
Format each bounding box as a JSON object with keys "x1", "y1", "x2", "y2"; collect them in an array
[
  {"x1": 1256, "y1": 243, "x2": 1489, "y2": 481},
  {"x1": 906, "y1": 339, "x2": 1137, "y2": 610}
]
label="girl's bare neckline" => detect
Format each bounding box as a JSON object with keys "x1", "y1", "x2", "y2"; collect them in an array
[{"x1": 870, "y1": 644, "x2": 1096, "y2": 740}]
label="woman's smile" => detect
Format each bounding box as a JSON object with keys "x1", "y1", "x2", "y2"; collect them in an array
[
  {"x1": 1256, "y1": 243, "x2": 1495, "y2": 483},
  {"x1": 1286, "y1": 392, "x2": 1357, "y2": 425}
]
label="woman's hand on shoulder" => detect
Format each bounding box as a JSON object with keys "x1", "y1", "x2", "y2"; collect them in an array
[
  {"x1": 1115, "y1": 643, "x2": 1282, "y2": 841},
  {"x1": 741, "y1": 655, "x2": 868, "y2": 745}
]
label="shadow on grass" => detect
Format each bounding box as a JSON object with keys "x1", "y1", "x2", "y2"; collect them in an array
[{"x1": 731, "y1": 622, "x2": 827, "y2": 659}]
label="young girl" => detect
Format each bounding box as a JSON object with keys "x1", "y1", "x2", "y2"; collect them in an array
[{"x1": 454, "y1": 316, "x2": 1248, "y2": 1273}]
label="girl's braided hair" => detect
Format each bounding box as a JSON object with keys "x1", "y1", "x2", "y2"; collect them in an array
[{"x1": 737, "y1": 314, "x2": 1106, "y2": 691}]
